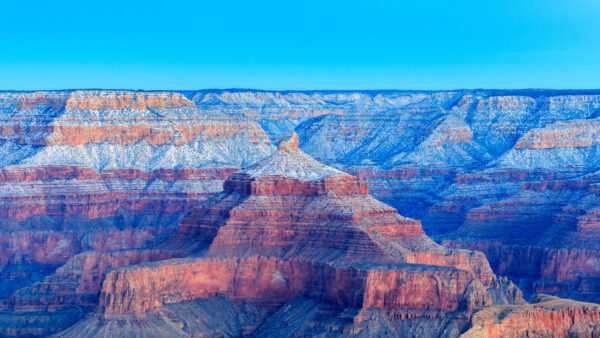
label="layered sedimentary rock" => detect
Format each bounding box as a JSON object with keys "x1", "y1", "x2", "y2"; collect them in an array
[
  {"x1": 3, "y1": 89, "x2": 600, "y2": 336},
  {"x1": 61, "y1": 132, "x2": 522, "y2": 337},
  {"x1": 0, "y1": 90, "x2": 274, "y2": 336},
  {"x1": 462, "y1": 295, "x2": 600, "y2": 337},
  {"x1": 56, "y1": 297, "x2": 265, "y2": 338},
  {"x1": 289, "y1": 90, "x2": 600, "y2": 304}
]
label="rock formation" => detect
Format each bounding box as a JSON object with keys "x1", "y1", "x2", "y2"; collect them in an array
[
  {"x1": 462, "y1": 295, "x2": 600, "y2": 337},
  {"x1": 47, "y1": 131, "x2": 522, "y2": 336},
  {"x1": 2, "y1": 89, "x2": 600, "y2": 336},
  {"x1": 0, "y1": 90, "x2": 273, "y2": 336},
  {"x1": 288, "y1": 91, "x2": 600, "y2": 304}
]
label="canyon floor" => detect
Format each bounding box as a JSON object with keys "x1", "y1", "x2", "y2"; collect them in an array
[{"x1": 1, "y1": 89, "x2": 600, "y2": 336}]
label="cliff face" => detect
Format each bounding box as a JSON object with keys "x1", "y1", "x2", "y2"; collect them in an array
[
  {"x1": 286, "y1": 91, "x2": 600, "y2": 304},
  {"x1": 0, "y1": 90, "x2": 274, "y2": 336},
  {"x1": 461, "y1": 295, "x2": 600, "y2": 338},
  {"x1": 70, "y1": 132, "x2": 520, "y2": 337},
  {"x1": 98, "y1": 257, "x2": 490, "y2": 315},
  {"x1": 2, "y1": 89, "x2": 600, "y2": 336}
]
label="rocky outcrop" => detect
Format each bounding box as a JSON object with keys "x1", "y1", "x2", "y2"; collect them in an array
[
  {"x1": 0, "y1": 90, "x2": 277, "y2": 336},
  {"x1": 0, "y1": 90, "x2": 273, "y2": 171},
  {"x1": 289, "y1": 91, "x2": 600, "y2": 304},
  {"x1": 87, "y1": 132, "x2": 520, "y2": 338},
  {"x1": 442, "y1": 241, "x2": 600, "y2": 302},
  {"x1": 3, "y1": 89, "x2": 600, "y2": 336},
  {"x1": 99, "y1": 257, "x2": 491, "y2": 314},
  {"x1": 0, "y1": 89, "x2": 272, "y2": 294},
  {"x1": 462, "y1": 295, "x2": 600, "y2": 337},
  {"x1": 55, "y1": 297, "x2": 264, "y2": 338},
  {"x1": 65, "y1": 91, "x2": 194, "y2": 110},
  {"x1": 2, "y1": 249, "x2": 177, "y2": 312}
]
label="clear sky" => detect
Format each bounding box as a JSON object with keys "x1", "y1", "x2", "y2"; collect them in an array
[{"x1": 1, "y1": 0, "x2": 599, "y2": 90}]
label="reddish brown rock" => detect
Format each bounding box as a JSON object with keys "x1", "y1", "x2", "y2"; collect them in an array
[
  {"x1": 2, "y1": 249, "x2": 176, "y2": 312},
  {"x1": 514, "y1": 121, "x2": 600, "y2": 149},
  {"x1": 443, "y1": 240, "x2": 600, "y2": 301},
  {"x1": 0, "y1": 123, "x2": 269, "y2": 146},
  {"x1": 95, "y1": 132, "x2": 520, "y2": 331},
  {"x1": 5, "y1": 90, "x2": 600, "y2": 336},
  {"x1": 99, "y1": 257, "x2": 492, "y2": 315},
  {"x1": 64, "y1": 91, "x2": 194, "y2": 110},
  {"x1": 462, "y1": 295, "x2": 600, "y2": 337},
  {"x1": 15, "y1": 92, "x2": 69, "y2": 110}
]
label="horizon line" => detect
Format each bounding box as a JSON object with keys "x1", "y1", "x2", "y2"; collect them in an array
[{"x1": 2, "y1": 88, "x2": 600, "y2": 93}]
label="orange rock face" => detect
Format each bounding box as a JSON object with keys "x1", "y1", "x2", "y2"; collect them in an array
[
  {"x1": 38, "y1": 123, "x2": 266, "y2": 146},
  {"x1": 64, "y1": 91, "x2": 194, "y2": 110},
  {"x1": 0, "y1": 122, "x2": 269, "y2": 146},
  {"x1": 99, "y1": 257, "x2": 491, "y2": 315},
  {"x1": 514, "y1": 121, "x2": 600, "y2": 149},
  {"x1": 0, "y1": 91, "x2": 272, "y2": 150},
  {"x1": 15, "y1": 92, "x2": 70, "y2": 110},
  {"x1": 462, "y1": 295, "x2": 600, "y2": 337}
]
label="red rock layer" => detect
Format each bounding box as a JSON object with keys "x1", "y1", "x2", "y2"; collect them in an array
[
  {"x1": 95, "y1": 133, "x2": 518, "y2": 324},
  {"x1": 224, "y1": 173, "x2": 369, "y2": 196},
  {"x1": 443, "y1": 241, "x2": 600, "y2": 300},
  {"x1": 200, "y1": 173, "x2": 426, "y2": 262},
  {"x1": 0, "y1": 123, "x2": 270, "y2": 146},
  {"x1": 2, "y1": 249, "x2": 176, "y2": 312},
  {"x1": 422, "y1": 166, "x2": 600, "y2": 302},
  {"x1": 65, "y1": 91, "x2": 194, "y2": 110},
  {"x1": 99, "y1": 256, "x2": 490, "y2": 315},
  {"x1": 0, "y1": 231, "x2": 80, "y2": 266},
  {"x1": 0, "y1": 166, "x2": 234, "y2": 221},
  {"x1": 0, "y1": 165, "x2": 237, "y2": 315},
  {"x1": 462, "y1": 295, "x2": 600, "y2": 337},
  {"x1": 0, "y1": 191, "x2": 201, "y2": 222}
]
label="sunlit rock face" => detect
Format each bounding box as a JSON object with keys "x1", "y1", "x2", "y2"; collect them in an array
[
  {"x1": 2, "y1": 89, "x2": 600, "y2": 336},
  {"x1": 461, "y1": 295, "x2": 600, "y2": 338}
]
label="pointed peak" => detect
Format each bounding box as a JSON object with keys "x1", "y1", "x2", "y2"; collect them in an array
[
  {"x1": 240, "y1": 129, "x2": 347, "y2": 181},
  {"x1": 277, "y1": 130, "x2": 299, "y2": 152}
]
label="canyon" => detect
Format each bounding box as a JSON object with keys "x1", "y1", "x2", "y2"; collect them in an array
[{"x1": 1, "y1": 89, "x2": 600, "y2": 336}]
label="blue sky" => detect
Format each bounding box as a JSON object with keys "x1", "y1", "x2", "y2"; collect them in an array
[{"x1": 1, "y1": 0, "x2": 599, "y2": 90}]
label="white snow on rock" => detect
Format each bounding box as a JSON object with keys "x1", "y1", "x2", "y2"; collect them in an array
[{"x1": 243, "y1": 131, "x2": 346, "y2": 181}]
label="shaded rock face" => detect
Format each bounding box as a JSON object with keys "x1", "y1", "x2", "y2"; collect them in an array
[
  {"x1": 1, "y1": 89, "x2": 600, "y2": 336},
  {"x1": 0, "y1": 90, "x2": 274, "y2": 336},
  {"x1": 284, "y1": 91, "x2": 600, "y2": 304},
  {"x1": 56, "y1": 297, "x2": 265, "y2": 338}
]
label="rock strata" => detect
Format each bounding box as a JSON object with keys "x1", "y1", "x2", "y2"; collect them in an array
[
  {"x1": 82, "y1": 132, "x2": 521, "y2": 337},
  {"x1": 3, "y1": 89, "x2": 600, "y2": 336},
  {"x1": 462, "y1": 295, "x2": 600, "y2": 337}
]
